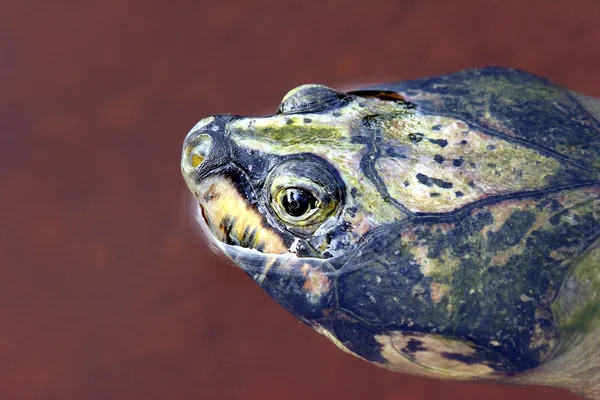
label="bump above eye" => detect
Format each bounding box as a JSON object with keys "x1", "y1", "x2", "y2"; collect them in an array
[{"x1": 278, "y1": 84, "x2": 350, "y2": 114}]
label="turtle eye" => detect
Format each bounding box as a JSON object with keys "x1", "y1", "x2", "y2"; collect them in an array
[
  {"x1": 279, "y1": 188, "x2": 319, "y2": 218},
  {"x1": 271, "y1": 183, "x2": 333, "y2": 232},
  {"x1": 266, "y1": 158, "x2": 344, "y2": 236}
]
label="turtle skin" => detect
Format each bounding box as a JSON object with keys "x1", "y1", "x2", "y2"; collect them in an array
[{"x1": 181, "y1": 67, "x2": 600, "y2": 398}]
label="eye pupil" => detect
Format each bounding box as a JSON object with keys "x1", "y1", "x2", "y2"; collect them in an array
[{"x1": 281, "y1": 188, "x2": 316, "y2": 217}]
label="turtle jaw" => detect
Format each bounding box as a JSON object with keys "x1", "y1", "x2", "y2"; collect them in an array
[
  {"x1": 188, "y1": 166, "x2": 292, "y2": 255},
  {"x1": 181, "y1": 124, "x2": 340, "y2": 319}
]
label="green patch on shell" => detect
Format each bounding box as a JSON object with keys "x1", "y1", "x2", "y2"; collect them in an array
[{"x1": 553, "y1": 239, "x2": 600, "y2": 348}]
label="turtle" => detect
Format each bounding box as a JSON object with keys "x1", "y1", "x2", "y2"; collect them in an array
[{"x1": 181, "y1": 67, "x2": 600, "y2": 399}]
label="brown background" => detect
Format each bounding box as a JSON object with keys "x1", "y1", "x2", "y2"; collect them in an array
[{"x1": 2, "y1": 1, "x2": 599, "y2": 399}]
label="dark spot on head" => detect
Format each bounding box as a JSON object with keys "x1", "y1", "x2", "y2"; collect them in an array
[
  {"x1": 430, "y1": 192, "x2": 441, "y2": 197},
  {"x1": 404, "y1": 181, "x2": 410, "y2": 187},
  {"x1": 286, "y1": 118, "x2": 294, "y2": 125},
  {"x1": 351, "y1": 187, "x2": 360, "y2": 197},
  {"x1": 468, "y1": 181, "x2": 476, "y2": 188},
  {"x1": 432, "y1": 177, "x2": 453, "y2": 189},
  {"x1": 453, "y1": 158, "x2": 464, "y2": 167},
  {"x1": 332, "y1": 111, "x2": 342, "y2": 117},
  {"x1": 417, "y1": 174, "x2": 453, "y2": 189},
  {"x1": 434, "y1": 154, "x2": 445, "y2": 164},
  {"x1": 408, "y1": 133, "x2": 424, "y2": 143},
  {"x1": 455, "y1": 191, "x2": 464, "y2": 197},
  {"x1": 470, "y1": 162, "x2": 477, "y2": 168},
  {"x1": 358, "y1": 102, "x2": 365, "y2": 108},
  {"x1": 416, "y1": 173, "x2": 431, "y2": 186},
  {"x1": 203, "y1": 185, "x2": 221, "y2": 202},
  {"x1": 303, "y1": 117, "x2": 312, "y2": 124},
  {"x1": 487, "y1": 144, "x2": 496, "y2": 151},
  {"x1": 386, "y1": 147, "x2": 407, "y2": 158},
  {"x1": 429, "y1": 139, "x2": 448, "y2": 148},
  {"x1": 460, "y1": 140, "x2": 468, "y2": 145},
  {"x1": 431, "y1": 124, "x2": 442, "y2": 131},
  {"x1": 487, "y1": 163, "x2": 497, "y2": 169}
]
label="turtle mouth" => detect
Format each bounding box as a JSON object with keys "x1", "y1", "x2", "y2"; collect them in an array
[
  {"x1": 180, "y1": 117, "x2": 305, "y2": 257},
  {"x1": 181, "y1": 114, "x2": 334, "y2": 259},
  {"x1": 185, "y1": 163, "x2": 293, "y2": 255}
]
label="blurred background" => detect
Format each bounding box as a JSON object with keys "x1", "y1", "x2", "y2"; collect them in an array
[{"x1": 1, "y1": 1, "x2": 599, "y2": 399}]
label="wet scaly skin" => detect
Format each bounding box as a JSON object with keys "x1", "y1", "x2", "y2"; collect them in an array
[{"x1": 181, "y1": 67, "x2": 600, "y2": 399}]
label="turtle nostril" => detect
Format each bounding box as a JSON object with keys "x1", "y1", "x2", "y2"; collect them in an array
[
  {"x1": 182, "y1": 133, "x2": 213, "y2": 172},
  {"x1": 191, "y1": 153, "x2": 204, "y2": 168}
]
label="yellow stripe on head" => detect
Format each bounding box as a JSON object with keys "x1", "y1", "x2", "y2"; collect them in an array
[{"x1": 195, "y1": 175, "x2": 288, "y2": 254}]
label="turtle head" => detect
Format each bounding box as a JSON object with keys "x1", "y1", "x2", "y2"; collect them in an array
[
  {"x1": 181, "y1": 85, "x2": 413, "y2": 262},
  {"x1": 181, "y1": 84, "x2": 415, "y2": 320}
]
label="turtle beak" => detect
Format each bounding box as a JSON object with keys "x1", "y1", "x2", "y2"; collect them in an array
[
  {"x1": 181, "y1": 115, "x2": 292, "y2": 255},
  {"x1": 181, "y1": 114, "x2": 235, "y2": 191}
]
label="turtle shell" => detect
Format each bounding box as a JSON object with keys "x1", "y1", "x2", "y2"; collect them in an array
[{"x1": 181, "y1": 67, "x2": 600, "y2": 396}]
